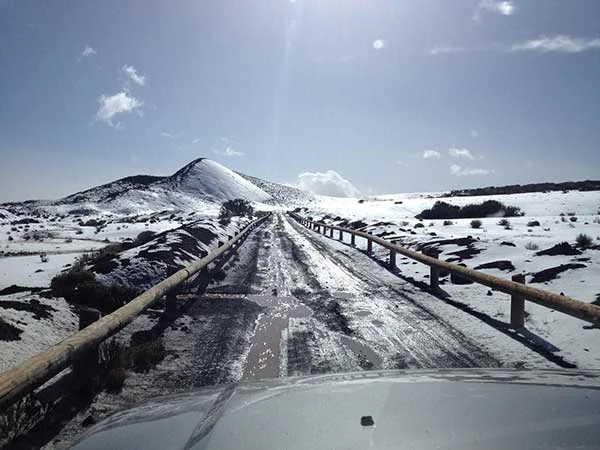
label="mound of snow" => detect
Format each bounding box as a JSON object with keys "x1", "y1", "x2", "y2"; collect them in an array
[{"x1": 165, "y1": 159, "x2": 271, "y2": 203}]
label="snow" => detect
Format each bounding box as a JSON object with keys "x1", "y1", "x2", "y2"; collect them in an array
[
  {"x1": 170, "y1": 159, "x2": 271, "y2": 203},
  {"x1": 0, "y1": 292, "x2": 78, "y2": 372},
  {"x1": 296, "y1": 189, "x2": 600, "y2": 369}
]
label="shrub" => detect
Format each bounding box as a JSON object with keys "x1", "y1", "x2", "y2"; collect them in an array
[
  {"x1": 569, "y1": 216, "x2": 578, "y2": 222},
  {"x1": 76, "y1": 229, "x2": 83, "y2": 235},
  {"x1": 417, "y1": 200, "x2": 523, "y2": 220},
  {"x1": 497, "y1": 218, "x2": 510, "y2": 227},
  {"x1": 525, "y1": 242, "x2": 539, "y2": 250},
  {"x1": 470, "y1": 220, "x2": 482, "y2": 229},
  {"x1": 99, "y1": 339, "x2": 129, "y2": 393},
  {"x1": 50, "y1": 269, "x2": 140, "y2": 313},
  {"x1": 417, "y1": 201, "x2": 460, "y2": 220},
  {"x1": 527, "y1": 220, "x2": 540, "y2": 227},
  {"x1": 105, "y1": 368, "x2": 127, "y2": 393},
  {"x1": 219, "y1": 199, "x2": 254, "y2": 220},
  {"x1": 443, "y1": 220, "x2": 453, "y2": 226},
  {"x1": 7, "y1": 236, "x2": 13, "y2": 242},
  {"x1": 211, "y1": 268, "x2": 227, "y2": 282},
  {"x1": 135, "y1": 230, "x2": 156, "y2": 246},
  {"x1": 50, "y1": 269, "x2": 95, "y2": 299},
  {"x1": 414, "y1": 222, "x2": 425, "y2": 228},
  {"x1": 0, "y1": 394, "x2": 47, "y2": 444},
  {"x1": 576, "y1": 233, "x2": 593, "y2": 249},
  {"x1": 131, "y1": 340, "x2": 166, "y2": 373}
]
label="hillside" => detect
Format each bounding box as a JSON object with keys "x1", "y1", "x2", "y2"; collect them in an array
[
  {"x1": 236, "y1": 172, "x2": 314, "y2": 205},
  {"x1": 1, "y1": 158, "x2": 310, "y2": 215}
]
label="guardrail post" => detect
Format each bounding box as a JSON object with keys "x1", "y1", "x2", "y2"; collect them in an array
[
  {"x1": 165, "y1": 288, "x2": 178, "y2": 317},
  {"x1": 351, "y1": 234, "x2": 355, "y2": 246},
  {"x1": 511, "y1": 274, "x2": 526, "y2": 329},
  {"x1": 74, "y1": 307, "x2": 101, "y2": 388},
  {"x1": 329, "y1": 227, "x2": 334, "y2": 238},
  {"x1": 366, "y1": 238, "x2": 372, "y2": 254},
  {"x1": 339, "y1": 230, "x2": 343, "y2": 241},
  {"x1": 390, "y1": 249, "x2": 396, "y2": 270},
  {"x1": 430, "y1": 255, "x2": 439, "y2": 290}
]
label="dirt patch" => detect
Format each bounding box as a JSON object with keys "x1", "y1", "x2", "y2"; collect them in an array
[
  {"x1": 530, "y1": 264, "x2": 587, "y2": 283},
  {"x1": 0, "y1": 317, "x2": 23, "y2": 341},
  {"x1": 474, "y1": 260, "x2": 515, "y2": 272},
  {"x1": 447, "y1": 247, "x2": 482, "y2": 260},
  {"x1": 536, "y1": 242, "x2": 582, "y2": 257},
  {"x1": 347, "y1": 220, "x2": 368, "y2": 229},
  {"x1": 0, "y1": 299, "x2": 56, "y2": 320},
  {"x1": 0, "y1": 285, "x2": 46, "y2": 296}
]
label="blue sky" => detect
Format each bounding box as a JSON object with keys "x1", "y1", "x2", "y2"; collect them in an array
[{"x1": 1, "y1": 0, "x2": 599, "y2": 201}]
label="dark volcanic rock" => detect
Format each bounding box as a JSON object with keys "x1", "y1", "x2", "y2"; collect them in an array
[
  {"x1": 530, "y1": 264, "x2": 586, "y2": 283},
  {"x1": 536, "y1": 242, "x2": 582, "y2": 257},
  {"x1": 474, "y1": 260, "x2": 516, "y2": 272}
]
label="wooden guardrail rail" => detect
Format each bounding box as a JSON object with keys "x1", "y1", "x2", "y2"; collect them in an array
[
  {"x1": 0, "y1": 213, "x2": 271, "y2": 410},
  {"x1": 289, "y1": 213, "x2": 600, "y2": 327}
]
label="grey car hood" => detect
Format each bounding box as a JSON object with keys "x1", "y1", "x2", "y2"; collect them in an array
[{"x1": 69, "y1": 369, "x2": 600, "y2": 450}]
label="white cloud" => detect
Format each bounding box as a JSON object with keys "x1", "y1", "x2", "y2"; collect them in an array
[
  {"x1": 81, "y1": 46, "x2": 96, "y2": 58},
  {"x1": 373, "y1": 39, "x2": 385, "y2": 50},
  {"x1": 448, "y1": 147, "x2": 475, "y2": 160},
  {"x1": 122, "y1": 65, "x2": 146, "y2": 86},
  {"x1": 470, "y1": 129, "x2": 479, "y2": 138},
  {"x1": 450, "y1": 164, "x2": 494, "y2": 176},
  {"x1": 479, "y1": 0, "x2": 515, "y2": 15},
  {"x1": 429, "y1": 45, "x2": 466, "y2": 56},
  {"x1": 511, "y1": 35, "x2": 600, "y2": 53},
  {"x1": 213, "y1": 146, "x2": 245, "y2": 157},
  {"x1": 192, "y1": 138, "x2": 201, "y2": 144},
  {"x1": 396, "y1": 160, "x2": 408, "y2": 167},
  {"x1": 423, "y1": 150, "x2": 441, "y2": 159},
  {"x1": 96, "y1": 91, "x2": 142, "y2": 126},
  {"x1": 160, "y1": 131, "x2": 182, "y2": 139},
  {"x1": 474, "y1": 0, "x2": 515, "y2": 20},
  {"x1": 297, "y1": 170, "x2": 360, "y2": 198}
]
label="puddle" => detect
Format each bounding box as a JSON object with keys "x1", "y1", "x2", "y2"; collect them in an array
[
  {"x1": 355, "y1": 310, "x2": 371, "y2": 317},
  {"x1": 371, "y1": 319, "x2": 384, "y2": 328},
  {"x1": 243, "y1": 295, "x2": 313, "y2": 381},
  {"x1": 340, "y1": 335, "x2": 383, "y2": 370}
]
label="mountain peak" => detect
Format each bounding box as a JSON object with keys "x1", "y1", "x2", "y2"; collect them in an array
[{"x1": 164, "y1": 158, "x2": 271, "y2": 202}]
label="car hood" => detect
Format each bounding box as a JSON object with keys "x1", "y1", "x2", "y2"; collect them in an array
[{"x1": 69, "y1": 369, "x2": 600, "y2": 450}]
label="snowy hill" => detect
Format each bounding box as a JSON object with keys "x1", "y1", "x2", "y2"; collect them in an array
[
  {"x1": 2, "y1": 158, "x2": 301, "y2": 215},
  {"x1": 237, "y1": 172, "x2": 314, "y2": 205},
  {"x1": 165, "y1": 159, "x2": 271, "y2": 203}
]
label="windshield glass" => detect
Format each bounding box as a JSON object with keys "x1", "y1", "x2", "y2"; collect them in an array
[{"x1": 0, "y1": 1, "x2": 599, "y2": 449}]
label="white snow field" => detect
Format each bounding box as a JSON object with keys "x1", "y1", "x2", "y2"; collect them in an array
[{"x1": 296, "y1": 189, "x2": 600, "y2": 368}]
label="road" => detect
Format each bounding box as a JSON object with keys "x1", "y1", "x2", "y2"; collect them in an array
[{"x1": 174, "y1": 212, "x2": 499, "y2": 388}]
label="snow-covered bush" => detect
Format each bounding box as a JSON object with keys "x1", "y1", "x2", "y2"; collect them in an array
[
  {"x1": 525, "y1": 242, "x2": 539, "y2": 251},
  {"x1": 576, "y1": 233, "x2": 593, "y2": 249}
]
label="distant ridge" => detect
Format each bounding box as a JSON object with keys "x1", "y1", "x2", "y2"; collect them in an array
[{"x1": 445, "y1": 180, "x2": 600, "y2": 198}]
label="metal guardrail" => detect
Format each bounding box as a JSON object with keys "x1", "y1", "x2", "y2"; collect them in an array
[
  {"x1": 290, "y1": 213, "x2": 600, "y2": 327},
  {"x1": 0, "y1": 213, "x2": 271, "y2": 410}
]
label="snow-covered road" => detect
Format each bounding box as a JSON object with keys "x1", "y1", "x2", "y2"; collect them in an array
[{"x1": 202, "y1": 212, "x2": 557, "y2": 383}]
